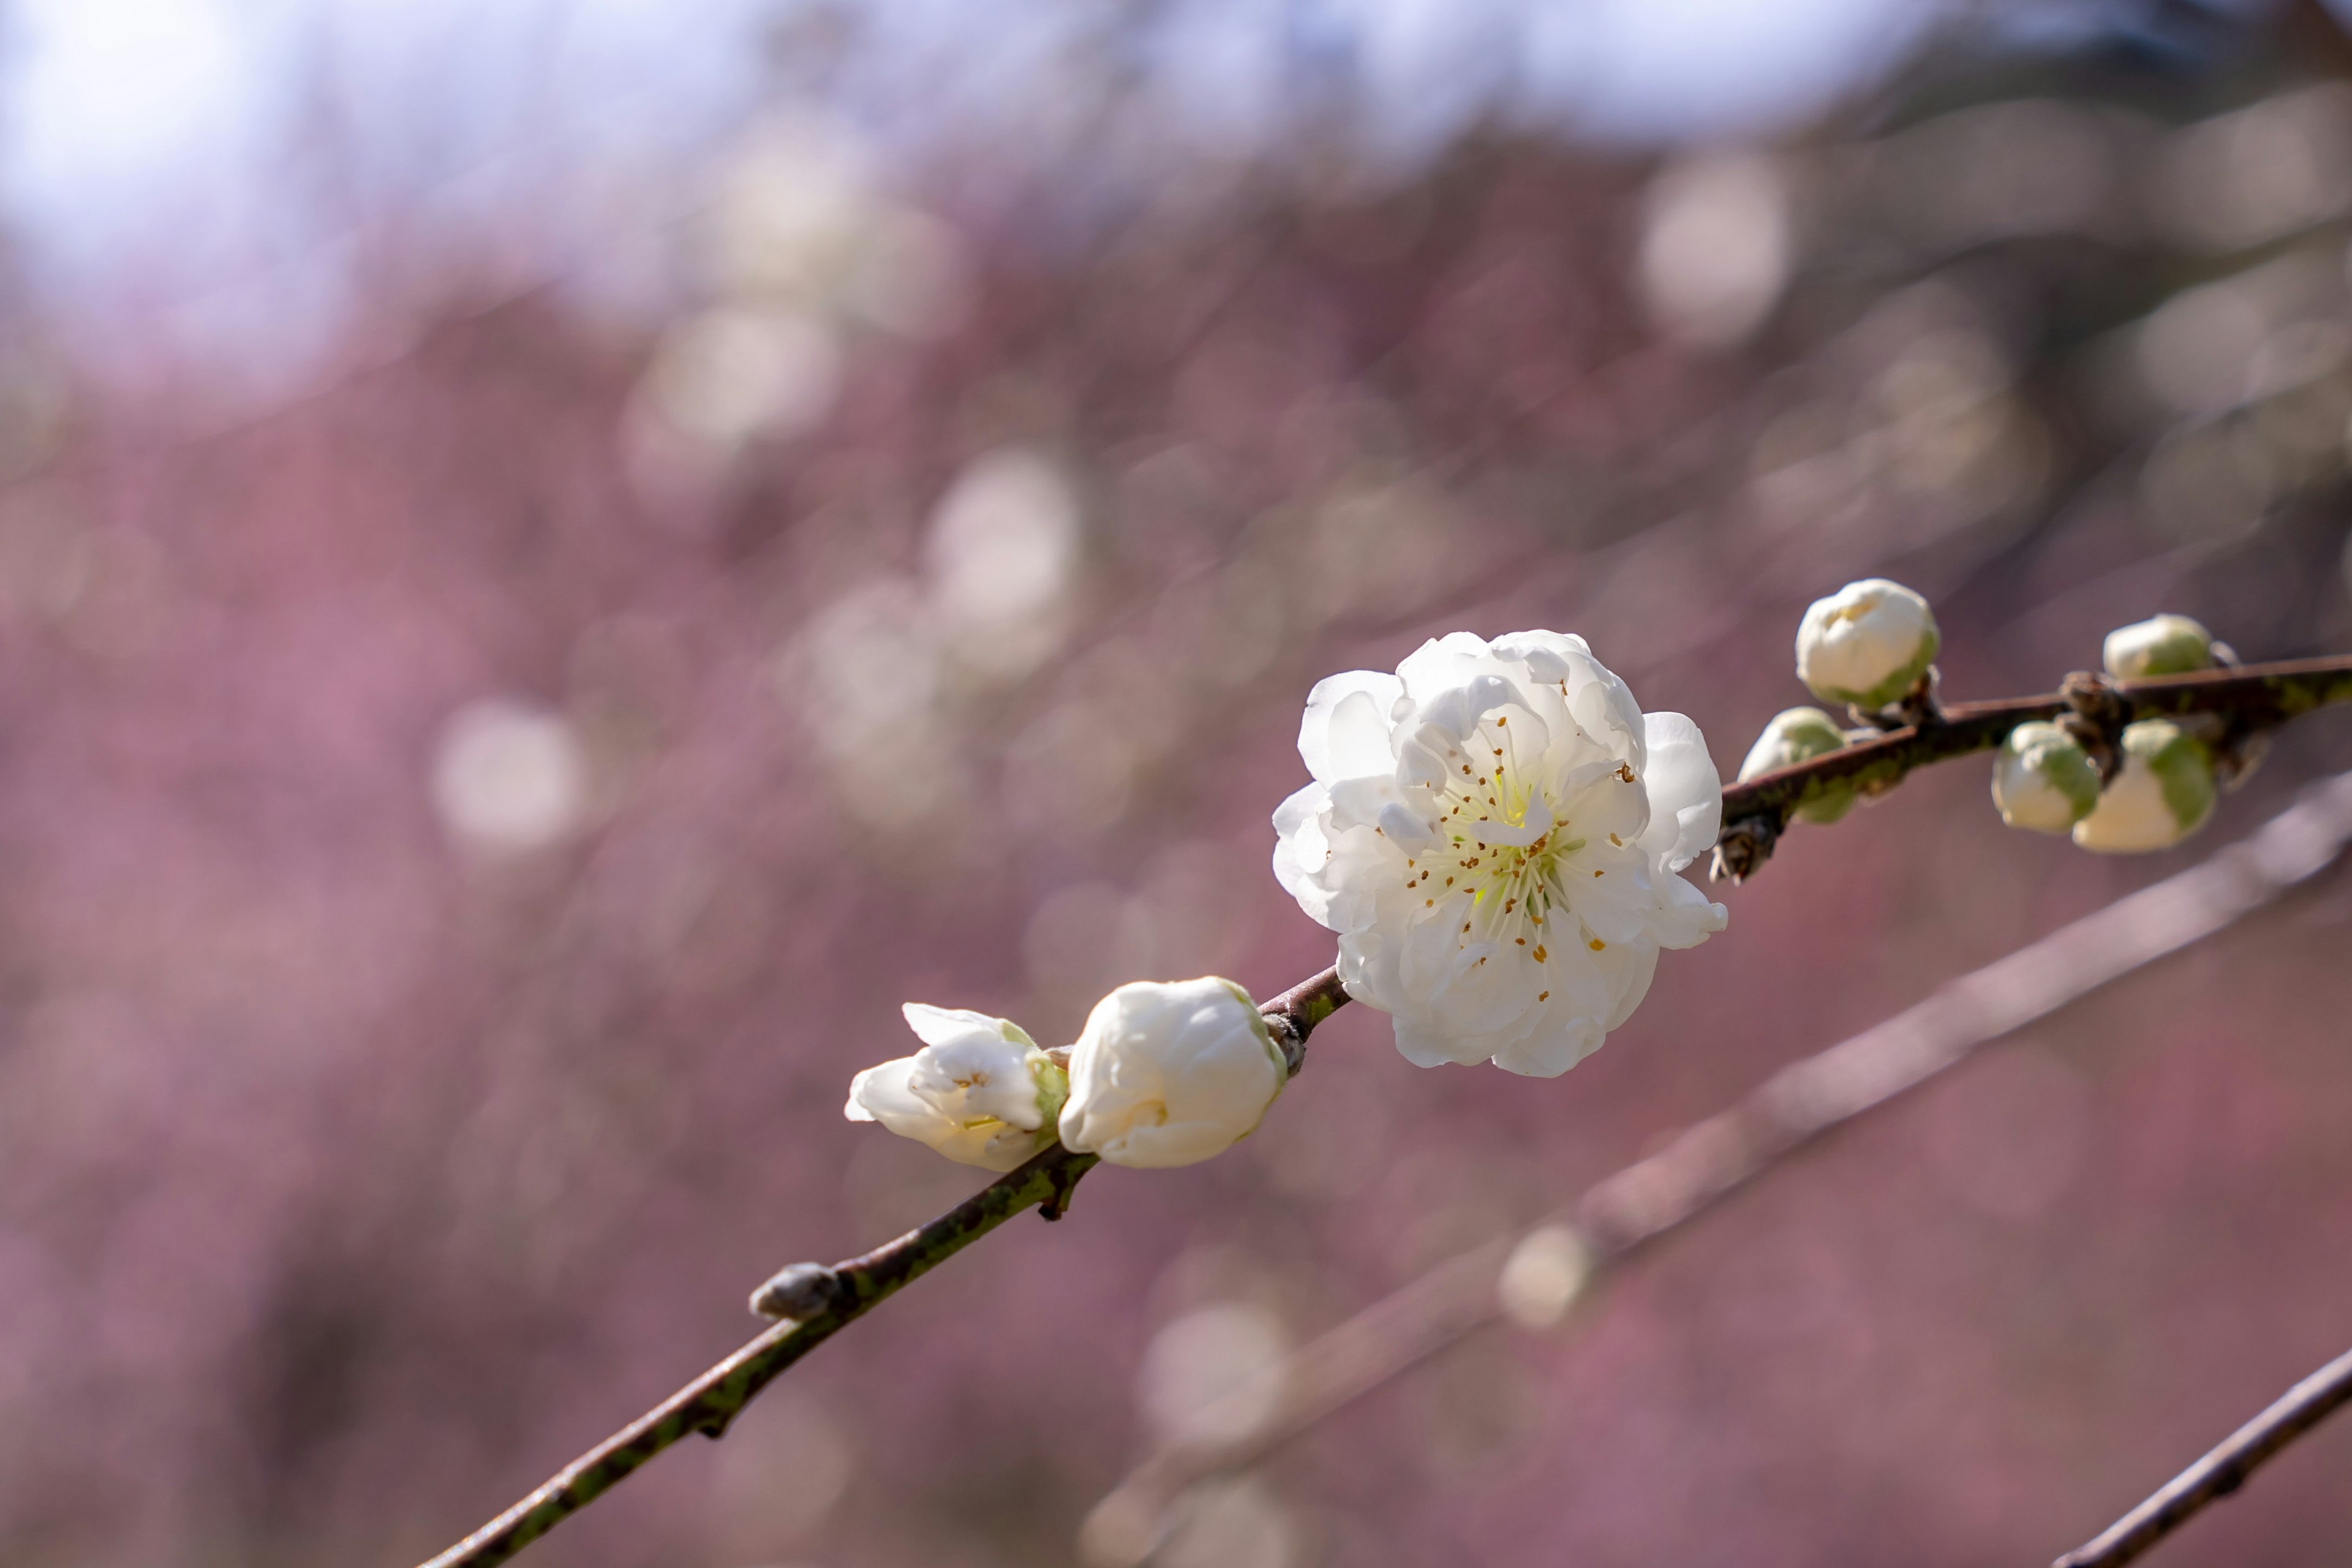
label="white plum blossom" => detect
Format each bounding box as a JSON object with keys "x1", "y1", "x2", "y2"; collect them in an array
[
  {"x1": 1737, "y1": 706, "x2": 1853, "y2": 824},
  {"x1": 2103, "y1": 614, "x2": 2214, "y2": 680},
  {"x1": 1058, "y1": 978, "x2": 1286, "y2": 1168},
  {"x1": 2072, "y1": 719, "x2": 2217, "y2": 853},
  {"x1": 845, "y1": 1004, "x2": 1066, "y2": 1170},
  {"x1": 1795, "y1": 578, "x2": 1939, "y2": 710},
  {"x1": 1991, "y1": 721, "x2": 2101, "y2": 834},
  {"x1": 1272, "y1": 631, "x2": 1727, "y2": 1079}
]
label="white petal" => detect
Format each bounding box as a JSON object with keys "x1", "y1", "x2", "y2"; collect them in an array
[
  {"x1": 1489, "y1": 1015, "x2": 1605, "y2": 1078},
  {"x1": 1272, "y1": 781, "x2": 1336, "y2": 924},
  {"x1": 1395, "y1": 1015, "x2": 1485, "y2": 1068},
  {"x1": 1396, "y1": 631, "x2": 1496, "y2": 697},
  {"x1": 900, "y1": 1003, "x2": 1011, "y2": 1050},
  {"x1": 845, "y1": 1057, "x2": 941, "y2": 1134},
  {"x1": 1378, "y1": 801, "x2": 1436, "y2": 850},
  {"x1": 1602, "y1": 943, "x2": 1660, "y2": 1031},
  {"x1": 1651, "y1": 871, "x2": 1730, "y2": 949},
  {"x1": 1299, "y1": 671, "x2": 1405, "y2": 782},
  {"x1": 1635, "y1": 712, "x2": 1724, "y2": 872}
]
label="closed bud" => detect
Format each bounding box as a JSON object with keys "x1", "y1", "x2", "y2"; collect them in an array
[
  {"x1": 2071, "y1": 719, "x2": 2217, "y2": 854},
  {"x1": 1991, "y1": 721, "x2": 2101, "y2": 835},
  {"x1": 2102, "y1": 614, "x2": 2214, "y2": 680},
  {"x1": 845, "y1": 1005, "x2": 1068, "y2": 1171},
  {"x1": 1795, "y1": 578, "x2": 1940, "y2": 710},
  {"x1": 1737, "y1": 707, "x2": 1853, "y2": 823},
  {"x1": 1058, "y1": 978, "x2": 1285, "y2": 1169}
]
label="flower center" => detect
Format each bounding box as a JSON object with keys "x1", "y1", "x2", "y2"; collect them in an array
[{"x1": 1407, "y1": 743, "x2": 1593, "y2": 948}]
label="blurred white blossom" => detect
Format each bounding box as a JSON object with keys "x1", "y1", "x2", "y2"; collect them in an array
[
  {"x1": 1058, "y1": 978, "x2": 1284, "y2": 1169},
  {"x1": 845, "y1": 1005, "x2": 1066, "y2": 1171},
  {"x1": 1794, "y1": 578, "x2": 1939, "y2": 710},
  {"x1": 431, "y1": 699, "x2": 589, "y2": 855},
  {"x1": 636, "y1": 307, "x2": 842, "y2": 451},
  {"x1": 1496, "y1": 1224, "x2": 1591, "y2": 1330},
  {"x1": 1638, "y1": 153, "x2": 1791, "y2": 347},
  {"x1": 1272, "y1": 631, "x2": 1725, "y2": 1079},
  {"x1": 926, "y1": 447, "x2": 1082, "y2": 680}
]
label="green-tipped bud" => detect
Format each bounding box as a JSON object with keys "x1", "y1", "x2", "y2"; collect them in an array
[
  {"x1": 1991, "y1": 722, "x2": 2102, "y2": 835},
  {"x1": 1738, "y1": 707, "x2": 1854, "y2": 823},
  {"x1": 1795, "y1": 578, "x2": 1940, "y2": 710},
  {"x1": 2101, "y1": 614, "x2": 2214, "y2": 680},
  {"x1": 2071, "y1": 720, "x2": 2217, "y2": 854}
]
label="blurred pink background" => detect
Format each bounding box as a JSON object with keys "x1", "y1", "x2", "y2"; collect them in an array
[{"x1": 2, "y1": 1, "x2": 2352, "y2": 1564}]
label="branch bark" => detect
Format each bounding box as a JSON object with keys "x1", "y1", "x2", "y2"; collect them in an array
[
  {"x1": 1081, "y1": 769, "x2": 2352, "y2": 1565},
  {"x1": 418, "y1": 654, "x2": 2352, "y2": 1568},
  {"x1": 2051, "y1": 1345, "x2": 2352, "y2": 1568},
  {"x1": 417, "y1": 970, "x2": 1347, "y2": 1568},
  {"x1": 1712, "y1": 654, "x2": 2352, "y2": 880}
]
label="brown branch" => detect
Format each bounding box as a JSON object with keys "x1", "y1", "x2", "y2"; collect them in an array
[
  {"x1": 1711, "y1": 654, "x2": 2352, "y2": 881},
  {"x1": 2051, "y1": 1345, "x2": 2352, "y2": 1568},
  {"x1": 1080, "y1": 770, "x2": 2352, "y2": 1565},
  {"x1": 418, "y1": 969, "x2": 1349, "y2": 1568},
  {"x1": 420, "y1": 651, "x2": 2352, "y2": 1568}
]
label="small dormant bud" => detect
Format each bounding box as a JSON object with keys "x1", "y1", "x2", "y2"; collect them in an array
[
  {"x1": 2071, "y1": 720, "x2": 2216, "y2": 853},
  {"x1": 1737, "y1": 706, "x2": 1854, "y2": 823},
  {"x1": 1991, "y1": 721, "x2": 2101, "y2": 835},
  {"x1": 2102, "y1": 614, "x2": 2215, "y2": 680}
]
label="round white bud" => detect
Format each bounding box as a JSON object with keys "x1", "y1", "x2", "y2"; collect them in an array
[
  {"x1": 2102, "y1": 614, "x2": 2214, "y2": 680},
  {"x1": 2071, "y1": 720, "x2": 2217, "y2": 854},
  {"x1": 1058, "y1": 978, "x2": 1285, "y2": 1169},
  {"x1": 1737, "y1": 706, "x2": 1853, "y2": 823},
  {"x1": 1795, "y1": 578, "x2": 1940, "y2": 710},
  {"x1": 1991, "y1": 721, "x2": 2102, "y2": 835},
  {"x1": 845, "y1": 1005, "x2": 1068, "y2": 1170}
]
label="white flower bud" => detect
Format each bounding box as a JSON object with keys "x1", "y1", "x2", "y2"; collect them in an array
[
  {"x1": 2071, "y1": 719, "x2": 2216, "y2": 854},
  {"x1": 1058, "y1": 978, "x2": 1285, "y2": 1169},
  {"x1": 1736, "y1": 706, "x2": 1853, "y2": 823},
  {"x1": 1991, "y1": 721, "x2": 2101, "y2": 835},
  {"x1": 1794, "y1": 578, "x2": 1940, "y2": 710},
  {"x1": 845, "y1": 1004, "x2": 1067, "y2": 1171},
  {"x1": 2102, "y1": 614, "x2": 2214, "y2": 680}
]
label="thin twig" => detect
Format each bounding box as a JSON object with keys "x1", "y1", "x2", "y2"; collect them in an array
[
  {"x1": 1081, "y1": 769, "x2": 2352, "y2": 1565},
  {"x1": 1713, "y1": 654, "x2": 2352, "y2": 880},
  {"x1": 419, "y1": 657, "x2": 2352, "y2": 1568},
  {"x1": 2051, "y1": 1345, "x2": 2352, "y2": 1568},
  {"x1": 418, "y1": 970, "x2": 1348, "y2": 1568}
]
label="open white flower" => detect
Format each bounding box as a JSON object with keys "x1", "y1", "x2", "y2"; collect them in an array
[
  {"x1": 1272, "y1": 631, "x2": 1727, "y2": 1079},
  {"x1": 1795, "y1": 578, "x2": 1939, "y2": 710},
  {"x1": 1058, "y1": 978, "x2": 1285, "y2": 1168},
  {"x1": 2072, "y1": 719, "x2": 2216, "y2": 854},
  {"x1": 845, "y1": 1005, "x2": 1066, "y2": 1170}
]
